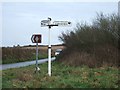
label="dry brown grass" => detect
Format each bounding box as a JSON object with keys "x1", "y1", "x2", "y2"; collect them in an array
[
  {"x1": 2, "y1": 47, "x2": 47, "y2": 64},
  {"x1": 58, "y1": 45, "x2": 119, "y2": 68},
  {"x1": 2, "y1": 45, "x2": 65, "y2": 64},
  {"x1": 23, "y1": 45, "x2": 65, "y2": 51},
  {"x1": 17, "y1": 73, "x2": 33, "y2": 82},
  {"x1": 22, "y1": 46, "x2": 48, "y2": 50}
]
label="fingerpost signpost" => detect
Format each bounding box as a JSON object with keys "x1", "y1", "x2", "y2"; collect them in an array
[
  {"x1": 41, "y1": 17, "x2": 71, "y2": 76},
  {"x1": 31, "y1": 34, "x2": 42, "y2": 73}
]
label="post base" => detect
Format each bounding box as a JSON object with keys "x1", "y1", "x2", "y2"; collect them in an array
[{"x1": 34, "y1": 67, "x2": 40, "y2": 73}]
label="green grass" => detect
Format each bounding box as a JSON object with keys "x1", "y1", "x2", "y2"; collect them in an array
[{"x1": 2, "y1": 61, "x2": 119, "y2": 88}]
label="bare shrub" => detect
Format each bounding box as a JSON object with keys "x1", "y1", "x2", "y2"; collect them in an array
[{"x1": 58, "y1": 13, "x2": 119, "y2": 67}]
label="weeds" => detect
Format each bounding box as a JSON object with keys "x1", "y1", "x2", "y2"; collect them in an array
[{"x1": 2, "y1": 62, "x2": 119, "y2": 88}]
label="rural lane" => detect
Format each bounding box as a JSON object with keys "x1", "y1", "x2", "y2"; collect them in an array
[{"x1": 0, "y1": 57, "x2": 55, "y2": 70}]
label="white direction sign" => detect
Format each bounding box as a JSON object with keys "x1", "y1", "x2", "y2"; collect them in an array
[
  {"x1": 40, "y1": 17, "x2": 72, "y2": 76},
  {"x1": 53, "y1": 21, "x2": 71, "y2": 26},
  {"x1": 41, "y1": 20, "x2": 50, "y2": 27}
]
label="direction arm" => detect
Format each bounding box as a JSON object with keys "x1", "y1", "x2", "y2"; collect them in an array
[{"x1": 47, "y1": 24, "x2": 58, "y2": 29}]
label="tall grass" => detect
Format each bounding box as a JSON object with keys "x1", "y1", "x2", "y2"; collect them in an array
[
  {"x1": 58, "y1": 13, "x2": 119, "y2": 67},
  {"x1": 2, "y1": 47, "x2": 48, "y2": 64}
]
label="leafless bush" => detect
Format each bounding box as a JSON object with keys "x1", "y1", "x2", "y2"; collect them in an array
[{"x1": 58, "y1": 13, "x2": 119, "y2": 67}]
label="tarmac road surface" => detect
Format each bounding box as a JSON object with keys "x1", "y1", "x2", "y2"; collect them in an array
[{"x1": 0, "y1": 57, "x2": 55, "y2": 70}]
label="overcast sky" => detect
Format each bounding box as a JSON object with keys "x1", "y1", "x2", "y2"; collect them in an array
[{"x1": 1, "y1": 1, "x2": 119, "y2": 47}]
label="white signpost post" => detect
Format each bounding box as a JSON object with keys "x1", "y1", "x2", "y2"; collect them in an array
[{"x1": 41, "y1": 18, "x2": 71, "y2": 76}]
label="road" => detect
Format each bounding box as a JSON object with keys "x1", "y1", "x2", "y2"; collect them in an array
[{"x1": 0, "y1": 57, "x2": 55, "y2": 70}]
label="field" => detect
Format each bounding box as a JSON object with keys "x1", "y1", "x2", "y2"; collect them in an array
[
  {"x1": 2, "y1": 45, "x2": 64, "y2": 64},
  {"x1": 2, "y1": 61, "x2": 119, "y2": 88}
]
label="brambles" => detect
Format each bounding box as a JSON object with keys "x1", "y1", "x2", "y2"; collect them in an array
[{"x1": 58, "y1": 13, "x2": 119, "y2": 67}]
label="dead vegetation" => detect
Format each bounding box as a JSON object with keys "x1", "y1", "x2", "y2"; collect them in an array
[
  {"x1": 58, "y1": 13, "x2": 120, "y2": 68},
  {"x1": 2, "y1": 44, "x2": 64, "y2": 64},
  {"x1": 58, "y1": 45, "x2": 119, "y2": 68}
]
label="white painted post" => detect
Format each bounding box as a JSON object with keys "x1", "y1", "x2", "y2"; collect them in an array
[
  {"x1": 40, "y1": 17, "x2": 71, "y2": 76},
  {"x1": 48, "y1": 26, "x2": 51, "y2": 76}
]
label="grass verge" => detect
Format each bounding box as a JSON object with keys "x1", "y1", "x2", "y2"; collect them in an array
[{"x1": 2, "y1": 61, "x2": 119, "y2": 88}]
